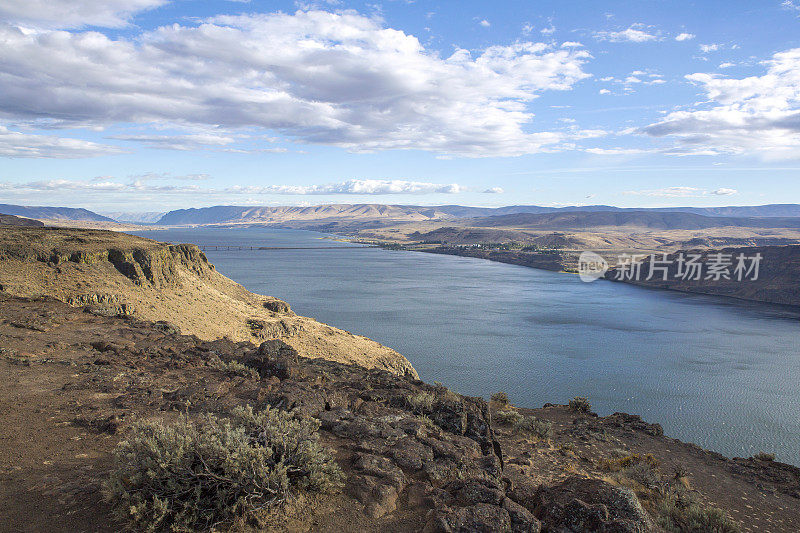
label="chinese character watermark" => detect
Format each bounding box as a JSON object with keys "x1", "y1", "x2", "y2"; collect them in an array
[{"x1": 578, "y1": 251, "x2": 762, "y2": 283}]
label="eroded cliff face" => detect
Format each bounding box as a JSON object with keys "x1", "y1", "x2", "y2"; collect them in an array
[
  {"x1": 604, "y1": 244, "x2": 800, "y2": 307},
  {"x1": 0, "y1": 226, "x2": 417, "y2": 378}
]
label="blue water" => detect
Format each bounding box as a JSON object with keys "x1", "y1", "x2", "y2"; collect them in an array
[{"x1": 134, "y1": 227, "x2": 800, "y2": 465}]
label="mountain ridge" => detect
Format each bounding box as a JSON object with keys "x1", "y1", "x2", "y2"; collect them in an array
[{"x1": 155, "y1": 203, "x2": 800, "y2": 226}]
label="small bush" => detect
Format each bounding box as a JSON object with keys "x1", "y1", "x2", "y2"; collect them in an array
[
  {"x1": 105, "y1": 406, "x2": 343, "y2": 532},
  {"x1": 407, "y1": 391, "x2": 435, "y2": 412},
  {"x1": 495, "y1": 408, "x2": 523, "y2": 426},
  {"x1": 514, "y1": 416, "x2": 552, "y2": 439},
  {"x1": 208, "y1": 354, "x2": 259, "y2": 379},
  {"x1": 658, "y1": 493, "x2": 740, "y2": 533},
  {"x1": 490, "y1": 391, "x2": 509, "y2": 406},
  {"x1": 568, "y1": 396, "x2": 592, "y2": 413},
  {"x1": 753, "y1": 451, "x2": 775, "y2": 462}
]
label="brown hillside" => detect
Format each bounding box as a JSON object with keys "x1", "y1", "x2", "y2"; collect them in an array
[{"x1": 0, "y1": 226, "x2": 416, "y2": 378}]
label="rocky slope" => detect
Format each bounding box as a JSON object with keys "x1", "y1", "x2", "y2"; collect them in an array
[
  {"x1": 0, "y1": 203, "x2": 113, "y2": 222},
  {"x1": 0, "y1": 213, "x2": 44, "y2": 227},
  {"x1": 1, "y1": 295, "x2": 799, "y2": 532},
  {"x1": 0, "y1": 226, "x2": 416, "y2": 378}
]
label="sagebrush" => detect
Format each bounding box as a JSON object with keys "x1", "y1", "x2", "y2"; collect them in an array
[{"x1": 105, "y1": 405, "x2": 343, "y2": 532}]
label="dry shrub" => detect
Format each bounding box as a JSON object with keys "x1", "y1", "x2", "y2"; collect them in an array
[
  {"x1": 105, "y1": 406, "x2": 343, "y2": 532},
  {"x1": 490, "y1": 391, "x2": 509, "y2": 406},
  {"x1": 568, "y1": 396, "x2": 592, "y2": 413},
  {"x1": 513, "y1": 415, "x2": 552, "y2": 439},
  {"x1": 495, "y1": 408, "x2": 523, "y2": 426}
]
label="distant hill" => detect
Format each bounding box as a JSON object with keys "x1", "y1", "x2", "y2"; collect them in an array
[
  {"x1": 470, "y1": 211, "x2": 800, "y2": 231},
  {"x1": 156, "y1": 204, "x2": 455, "y2": 225},
  {"x1": 0, "y1": 214, "x2": 45, "y2": 227},
  {"x1": 102, "y1": 212, "x2": 166, "y2": 224},
  {"x1": 156, "y1": 203, "x2": 800, "y2": 225},
  {"x1": 0, "y1": 204, "x2": 113, "y2": 222}
]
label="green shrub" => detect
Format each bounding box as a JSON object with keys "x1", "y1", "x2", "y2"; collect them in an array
[
  {"x1": 513, "y1": 416, "x2": 552, "y2": 439},
  {"x1": 495, "y1": 408, "x2": 523, "y2": 426},
  {"x1": 657, "y1": 493, "x2": 740, "y2": 533},
  {"x1": 568, "y1": 396, "x2": 592, "y2": 413},
  {"x1": 105, "y1": 406, "x2": 343, "y2": 532},
  {"x1": 208, "y1": 354, "x2": 259, "y2": 379},
  {"x1": 407, "y1": 391, "x2": 435, "y2": 412},
  {"x1": 490, "y1": 391, "x2": 509, "y2": 406}
]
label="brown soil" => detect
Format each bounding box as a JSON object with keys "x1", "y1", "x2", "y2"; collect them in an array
[{"x1": 1, "y1": 295, "x2": 798, "y2": 532}]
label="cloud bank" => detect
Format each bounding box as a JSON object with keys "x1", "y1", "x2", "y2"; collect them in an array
[
  {"x1": 0, "y1": 10, "x2": 592, "y2": 158},
  {"x1": 642, "y1": 48, "x2": 800, "y2": 158}
]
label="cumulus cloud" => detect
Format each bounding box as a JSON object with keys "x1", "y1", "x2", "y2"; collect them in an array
[
  {"x1": 0, "y1": 126, "x2": 124, "y2": 158},
  {"x1": 479, "y1": 19, "x2": 490, "y2": 27},
  {"x1": 699, "y1": 43, "x2": 720, "y2": 53},
  {"x1": 0, "y1": 0, "x2": 168, "y2": 29},
  {"x1": 593, "y1": 24, "x2": 659, "y2": 43},
  {"x1": 623, "y1": 186, "x2": 738, "y2": 197},
  {"x1": 642, "y1": 48, "x2": 800, "y2": 158},
  {"x1": 0, "y1": 178, "x2": 465, "y2": 196},
  {"x1": 0, "y1": 11, "x2": 593, "y2": 158},
  {"x1": 230, "y1": 179, "x2": 464, "y2": 195},
  {"x1": 675, "y1": 33, "x2": 695, "y2": 41}
]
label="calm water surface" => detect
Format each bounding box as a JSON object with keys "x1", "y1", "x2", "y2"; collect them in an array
[{"x1": 135, "y1": 227, "x2": 800, "y2": 465}]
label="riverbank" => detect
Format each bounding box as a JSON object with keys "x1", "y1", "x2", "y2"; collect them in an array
[{"x1": 356, "y1": 238, "x2": 800, "y2": 308}]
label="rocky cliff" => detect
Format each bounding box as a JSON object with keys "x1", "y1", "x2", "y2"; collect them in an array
[
  {"x1": 604, "y1": 244, "x2": 800, "y2": 307},
  {"x1": 0, "y1": 225, "x2": 417, "y2": 378},
  {"x1": 2, "y1": 295, "x2": 798, "y2": 532}
]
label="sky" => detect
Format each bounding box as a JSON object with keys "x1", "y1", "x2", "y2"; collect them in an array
[{"x1": 1, "y1": 0, "x2": 799, "y2": 213}]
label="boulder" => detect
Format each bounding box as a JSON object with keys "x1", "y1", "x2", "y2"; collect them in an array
[
  {"x1": 243, "y1": 339, "x2": 300, "y2": 380},
  {"x1": 530, "y1": 476, "x2": 651, "y2": 533}
]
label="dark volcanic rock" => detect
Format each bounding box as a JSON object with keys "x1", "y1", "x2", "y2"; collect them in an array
[
  {"x1": 530, "y1": 476, "x2": 651, "y2": 533},
  {"x1": 243, "y1": 339, "x2": 301, "y2": 380}
]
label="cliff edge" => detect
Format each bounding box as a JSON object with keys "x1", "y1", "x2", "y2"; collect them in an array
[{"x1": 0, "y1": 225, "x2": 417, "y2": 378}]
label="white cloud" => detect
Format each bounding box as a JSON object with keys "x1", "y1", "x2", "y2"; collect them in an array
[
  {"x1": 783, "y1": 1, "x2": 800, "y2": 13},
  {"x1": 594, "y1": 24, "x2": 659, "y2": 43},
  {"x1": 483, "y1": 187, "x2": 504, "y2": 193},
  {"x1": 675, "y1": 33, "x2": 695, "y2": 41},
  {"x1": 642, "y1": 48, "x2": 800, "y2": 159},
  {"x1": 0, "y1": 11, "x2": 593, "y2": 158},
  {"x1": 624, "y1": 186, "x2": 738, "y2": 197},
  {"x1": 479, "y1": 19, "x2": 490, "y2": 27},
  {"x1": 599, "y1": 89, "x2": 611, "y2": 95},
  {"x1": 700, "y1": 43, "x2": 720, "y2": 53},
  {"x1": 540, "y1": 25, "x2": 556, "y2": 35},
  {"x1": 561, "y1": 41, "x2": 583, "y2": 48},
  {"x1": 0, "y1": 178, "x2": 465, "y2": 196},
  {"x1": 110, "y1": 133, "x2": 237, "y2": 151},
  {"x1": 585, "y1": 147, "x2": 647, "y2": 155},
  {"x1": 0, "y1": 0, "x2": 168, "y2": 29},
  {"x1": 0, "y1": 126, "x2": 124, "y2": 158},
  {"x1": 231, "y1": 179, "x2": 464, "y2": 195},
  {"x1": 718, "y1": 62, "x2": 735, "y2": 69}
]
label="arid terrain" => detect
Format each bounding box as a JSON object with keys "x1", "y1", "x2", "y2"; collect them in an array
[
  {"x1": 2, "y1": 294, "x2": 799, "y2": 532},
  {"x1": 0, "y1": 225, "x2": 415, "y2": 377},
  {"x1": 0, "y1": 223, "x2": 799, "y2": 532}
]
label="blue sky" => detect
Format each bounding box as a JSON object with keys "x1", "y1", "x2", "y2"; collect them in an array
[{"x1": 1, "y1": 0, "x2": 799, "y2": 212}]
